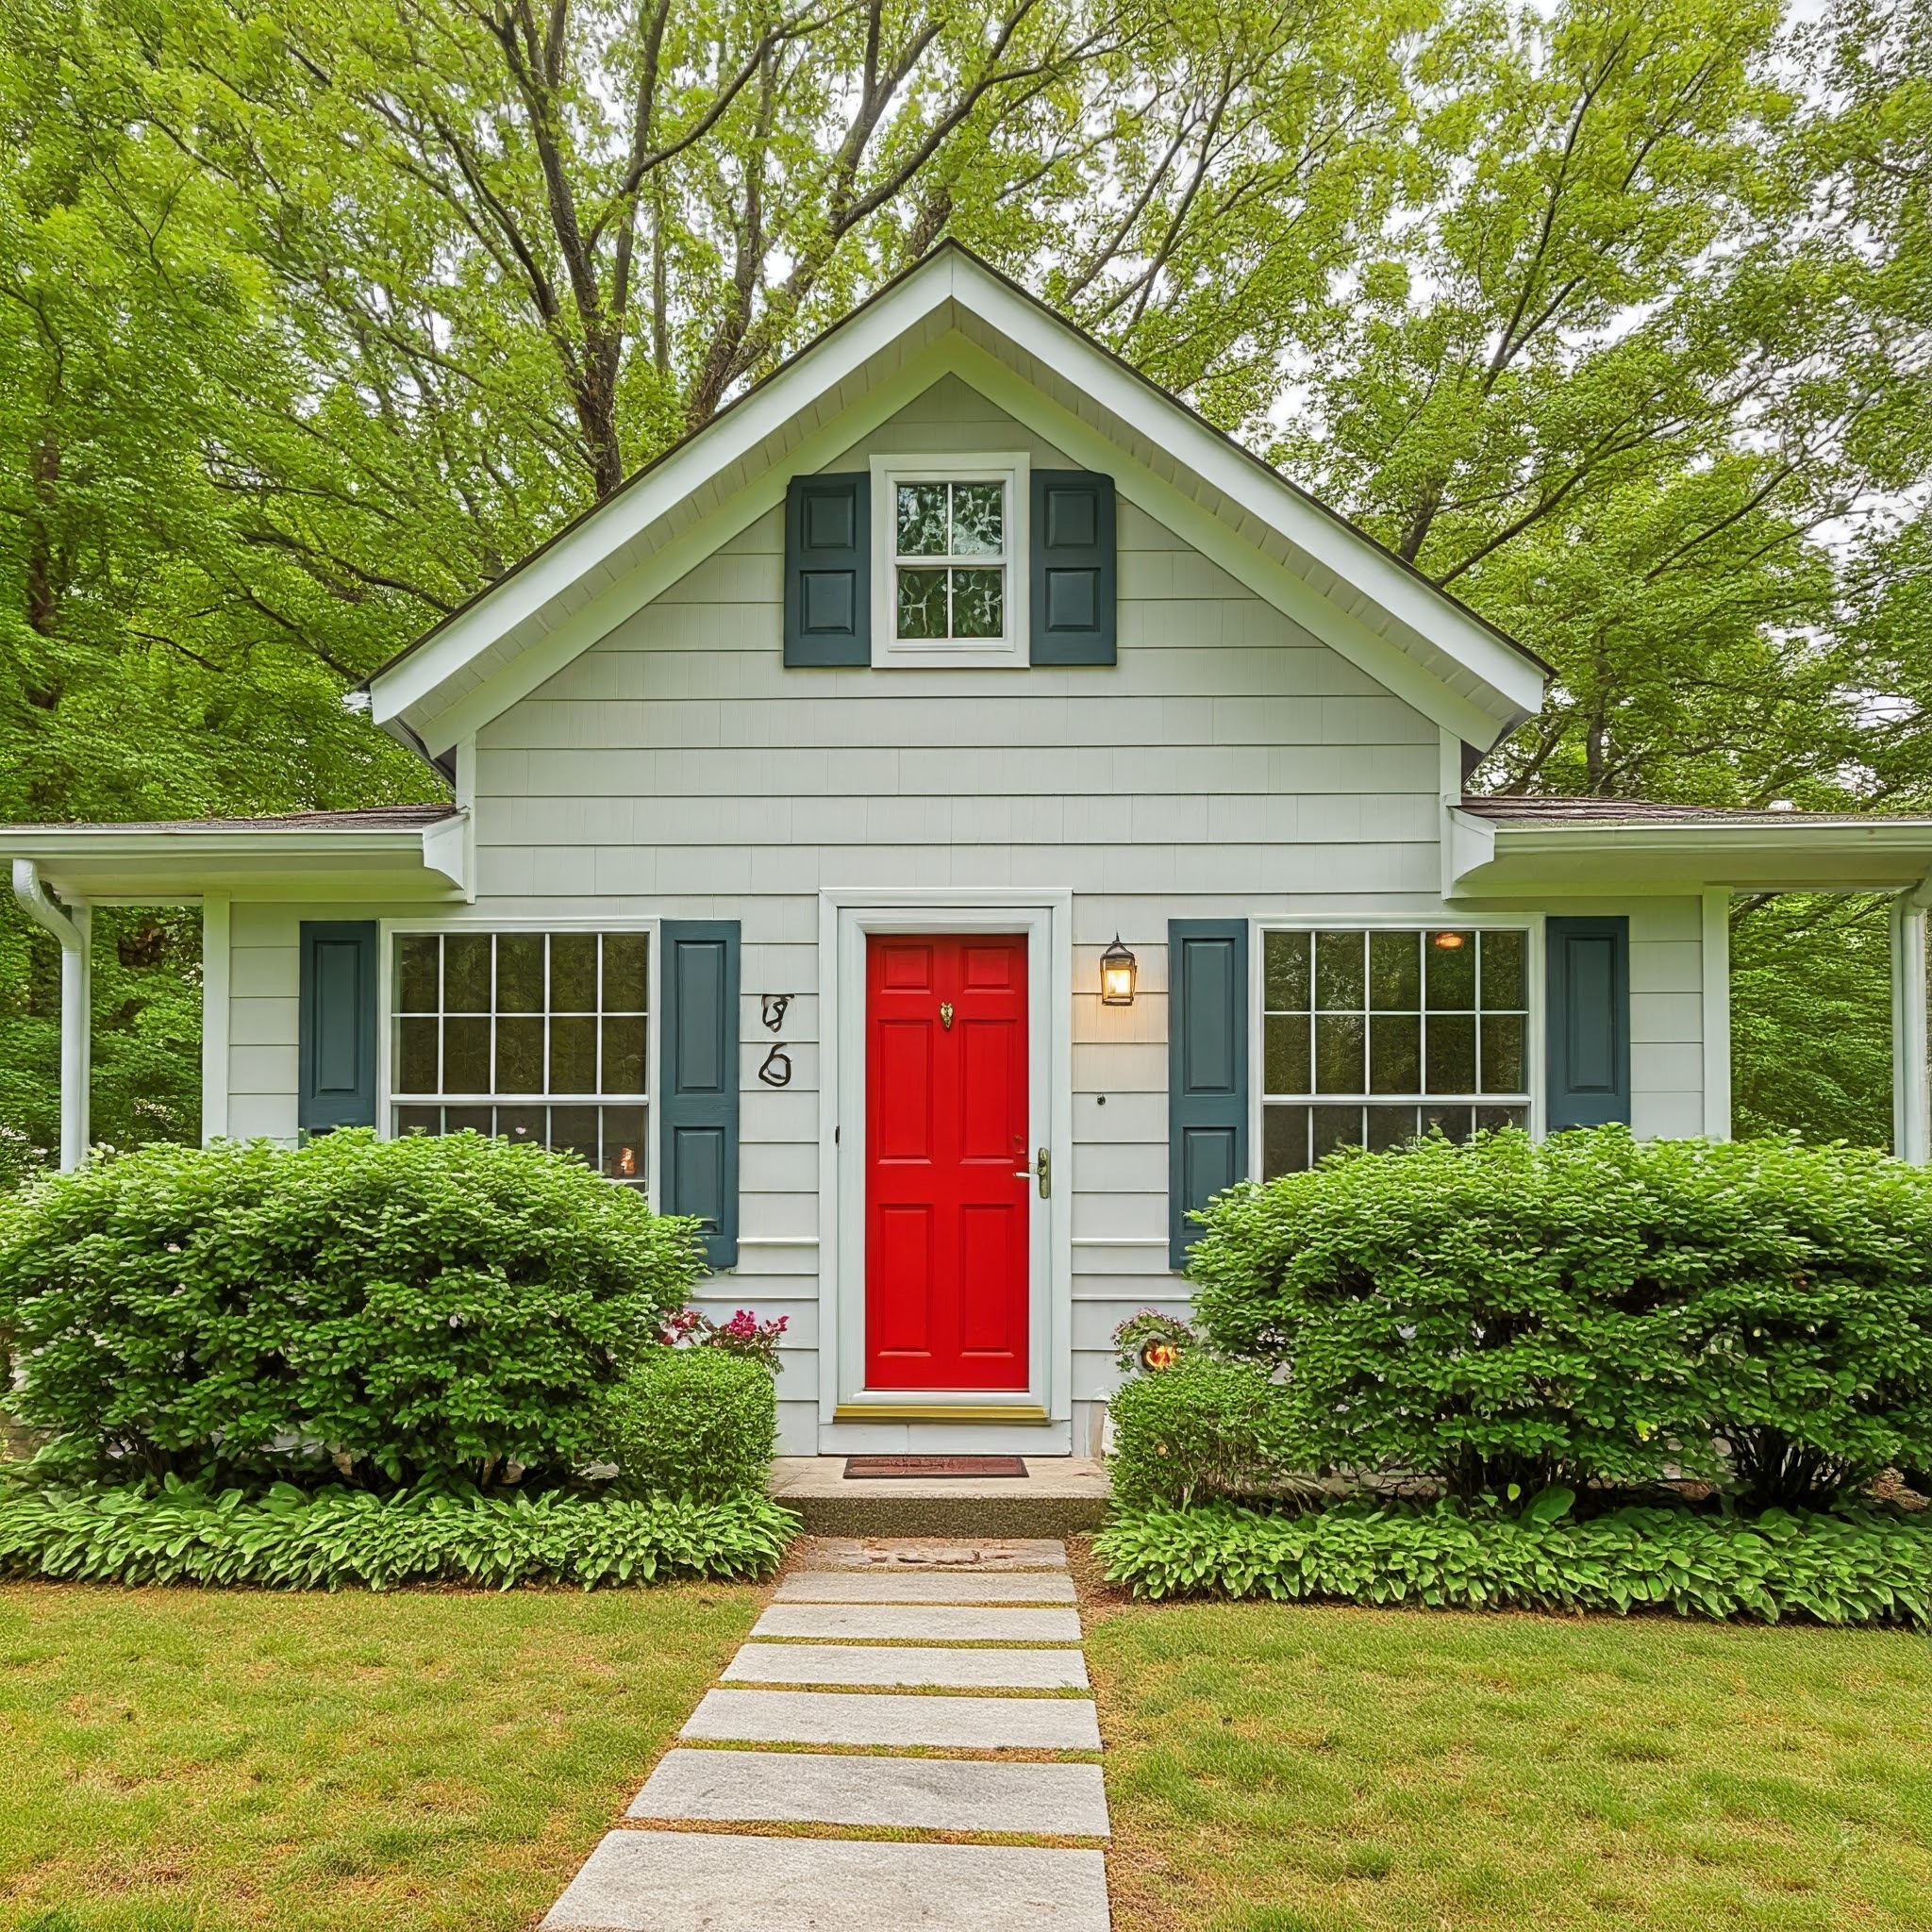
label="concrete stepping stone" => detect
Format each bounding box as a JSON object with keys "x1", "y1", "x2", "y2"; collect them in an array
[
  {"x1": 723, "y1": 1642, "x2": 1090, "y2": 1690},
  {"x1": 541, "y1": 1830, "x2": 1109, "y2": 1930},
  {"x1": 681, "y1": 1688, "x2": 1103, "y2": 1751},
  {"x1": 752, "y1": 1603, "x2": 1083, "y2": 1644},
  {"x1": 808, "y1": 1536, "x2": 1069, "y2": 1571},
  {"x1": 777, "y1": 1570, "x2": 1077, "y2": 1605},
  {"x1": 628, "y1": 1748, "x2": 1110, "y2": 1836}
]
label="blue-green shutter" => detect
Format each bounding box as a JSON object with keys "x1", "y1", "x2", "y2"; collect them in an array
[
  {"x1": 1169, "y1": 920, "x2": 1249, "y2": 1268},
  {"x1": 1030, "y1": 471, "x2": 1116, "y2": 665},
  {"x1": 1545, "y1": 916, "x2": 1630, "y2": 1129},
  {"x1": 298, "y1": 921, "x2": 377, "y2": 1136},
  {"x1": 659, "y1": 921, "x2": 741, "y2": 1270},
  {"x1": 784, "y1": 474, "x2": 870, "y2": 666}
]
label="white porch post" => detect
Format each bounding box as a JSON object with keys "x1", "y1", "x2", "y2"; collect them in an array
[
  {"x1": 11, "y1": 859, "x2": 92, "y2": 1170},
  {"x1": 1891, "y1": 891, "x2": 1931, "y2": 1164},
  {"x1": 201, "y1": 892, "x2": 231, "y2": 1143},
  {"x1": 1700, "y1": 889, "x2": 1732, "y2": 1140}
]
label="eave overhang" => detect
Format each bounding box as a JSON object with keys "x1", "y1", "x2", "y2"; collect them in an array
[
  {"x1": 1453, "y1": 815, "x2": 1932, "y2": 897},
  {"x1": 369, "y1": 246, "x2": 1547, "y2": 764},
  {"x1": 0, "y1": 813, "x2": 470, "y2": 904}
]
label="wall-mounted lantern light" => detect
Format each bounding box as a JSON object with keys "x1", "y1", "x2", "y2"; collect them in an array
[{"x1": 1100, "y1": 935, "x2": 1138, "y2": 1007}]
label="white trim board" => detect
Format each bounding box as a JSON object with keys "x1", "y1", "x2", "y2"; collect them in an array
[
  {"x1": 817, "y1": 888, "x2": 1074, "y2": 1442},
  {"x1": 370, "y1": 247, "x2": 1546, "y2": 760}
]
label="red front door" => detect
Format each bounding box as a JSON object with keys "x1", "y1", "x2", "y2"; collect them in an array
[{"x1": 865, "y1": 933, "x2": 1030, "y2": 1391}]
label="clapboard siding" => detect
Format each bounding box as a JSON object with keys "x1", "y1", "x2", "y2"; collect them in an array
[
  {"x1": 211, "y1": 375, "x2": 1715, "y2": 1453},
  {"x1": 472, "y1": 376, "x2": 1439, "y2": 1447}
]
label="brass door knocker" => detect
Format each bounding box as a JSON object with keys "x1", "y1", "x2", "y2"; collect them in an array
[{"x1": 940, "y1": 1001, "x2": 955, "y2": 1030}]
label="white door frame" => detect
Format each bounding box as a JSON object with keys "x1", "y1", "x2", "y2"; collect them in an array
[{"x1": 817, "y1": 889, "x2": 1074, "y2": 1435}]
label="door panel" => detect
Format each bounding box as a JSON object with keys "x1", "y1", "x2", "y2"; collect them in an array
[{"x1": 866, "y1": 932, "x2": 1030, "y2": 1391}]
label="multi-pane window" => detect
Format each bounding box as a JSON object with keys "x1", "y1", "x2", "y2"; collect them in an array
[
  {"x1": 391, "y1": 931, "x2": 648, "y2": 1188},
  {"x1": 894, "y1": 480, "x2": 1006, "y2": 641},
  {"x1": 1262, "y1": 928, "x2": 1530, "y2": 1177}
]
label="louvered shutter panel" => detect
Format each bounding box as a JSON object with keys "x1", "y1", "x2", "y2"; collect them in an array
[
  {"x1": 1030, "y1": 471, "x2": 1116, "y2": 665},
  {"x1": 298, "y1": 921, "x2": 377, "y2": 1136},
  {"x1": 659, "y1": 920, "x2": 741, "y2": 1270},
  {"x1": 784, "y1": 474, "x2": 870, "y2": 666},
  {"x1": 1168, "y1": 920, "x2": 1249, "y2": 1268},
  {"x1": 1545, "y1": 916, "x2": 1631, "y2": 1129}
]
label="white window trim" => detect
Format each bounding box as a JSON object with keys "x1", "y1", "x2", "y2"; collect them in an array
[
  {"x1": 869, "y1": 451, "x2": 1031, "y2": 668},
  {"x1": 376, "y1": 916, "x2": 662, "y2": 1211},
  {"x1": 1248, "y1": 916, "x2": 1547, "y2": 1175}
]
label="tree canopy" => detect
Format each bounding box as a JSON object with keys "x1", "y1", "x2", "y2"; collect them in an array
[{"x1": 2, "y1": 0, "x2": 1926, "y2": 1159}]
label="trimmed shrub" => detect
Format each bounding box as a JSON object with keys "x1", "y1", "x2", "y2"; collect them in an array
[
  {"x1": 0, "y1": 1131, "x2": 703, "y2": 1487},
  {"x1": 1188, "y1": 1127, "x2": 1932, "y2": 1507},
  {"x1": 1108, "y1": 1356, "x2": 1299, "y2": 1507},
  {"x1": 1094, "y1": 1497, "x2": 1932, "y2": 1625},
  {"x1": 0, "y1": 1478, "x2": 796, "y2": 1589},
  {"x1": 597, "y1": 1347, "x2": 777, "y2": 1502}
]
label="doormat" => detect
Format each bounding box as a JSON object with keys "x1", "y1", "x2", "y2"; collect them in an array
[{"x1": 844, "y1": 1456, "x2": 1028, "y2": 1479}]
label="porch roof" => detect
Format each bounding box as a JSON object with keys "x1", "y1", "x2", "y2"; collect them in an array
[
  {"x1": 1454, "y1": 797, "x2": 1932, "y2": 896},
  {"x1": 0, "y1": 803, "x2": 467, "y2": 903}
]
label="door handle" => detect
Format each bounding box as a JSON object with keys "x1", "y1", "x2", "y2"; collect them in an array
[{"x1": 1014, "y1": 1148, "x2": 1050, "y2": 1197}]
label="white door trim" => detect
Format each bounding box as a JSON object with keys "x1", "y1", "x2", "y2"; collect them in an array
[{"x1": 817, "y1": 889, "x2": 1074, "y2": 1433}]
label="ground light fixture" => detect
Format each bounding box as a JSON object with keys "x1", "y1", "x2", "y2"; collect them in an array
[{"x1": 1099, "y1": 934, "x2": 1138, "y2": 1006}]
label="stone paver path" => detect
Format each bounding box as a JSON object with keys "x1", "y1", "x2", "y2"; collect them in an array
[{"x1": 541, "y1": 1538, "x2": 1110, "y2": 1930}]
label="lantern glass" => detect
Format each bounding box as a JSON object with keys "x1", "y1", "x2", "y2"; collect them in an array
[{"x1": 1099, "y1": 937, "x2": 1137, "y2": 1007}]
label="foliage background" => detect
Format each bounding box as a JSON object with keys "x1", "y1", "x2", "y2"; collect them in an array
[{"x1": 2, "y1": 0, "x2": 1927, "y2": 1158}]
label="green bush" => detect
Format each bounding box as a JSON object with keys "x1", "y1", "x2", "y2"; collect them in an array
[
  {"x1": 0, "y1": 1477, "x2": 795, "y2": 1589},
  {"x1": 0, "y1": 1131, "x2": 703, "y2": 1488},
  {"x1": 1188, "y1": 1127, "x2": 1932, "y2": 1507},
  {"x1": 1108, "y1": 1356, "x2": 1299, "y2": 1507},
  {"x1": 1094, "y1": 1497, "x2": 1932, "y2": 1625},
  {"x1": 597, "y1": 1346, "x2": 777, "y2": 1502}
]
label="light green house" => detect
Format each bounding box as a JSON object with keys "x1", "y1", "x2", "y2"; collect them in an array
[{"x1": 8, "y1": 245, "x2": 1930, "y2": 1460}]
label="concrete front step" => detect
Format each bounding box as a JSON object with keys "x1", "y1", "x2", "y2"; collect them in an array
[
  {"x1": 542, "y1": 1831, "x2": 1109, "y2": 1931},
  {"x1": 770, "y1": 1458, "x2": 1108, "y2": 1539},
  {"x1": 752, "y1": 1604, "x2": 1084, "y2": 1644},
  {"x1": 681, "y1": 1688, "x2": 1103, "y2": 1752},
  {"x1": 628, "y1": 1749, "x2": 1110, "y2": 1836},
  {"x1": 723, "y1": 1642, "x2": 1090, "y2": 1690},
  {"x1": 775, "y1": 1571, "x2": 1078, "y2": 1605},
  {"x1": 808, "y1": 1537, "x2": 1069, "y2": 1571}
]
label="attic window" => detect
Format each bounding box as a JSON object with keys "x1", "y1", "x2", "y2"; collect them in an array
[{"x1": 871, "y1": 453, "x2": 1028, "y2": 665}]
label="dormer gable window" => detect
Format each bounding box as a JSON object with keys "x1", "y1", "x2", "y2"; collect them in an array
[
  {"x1": 781, "y1": 458, "x2": 1115, "y2": 669},
  {"x1": 872, "y1": 454, "x2": 1028, "y2": 666}
]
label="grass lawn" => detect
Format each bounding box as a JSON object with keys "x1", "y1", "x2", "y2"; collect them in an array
[
  {"x1": 1085, "y1": 1593, "x2": 1932, "y2": 1932},
  {"x1": 0, "y1": 1580, "x2": 761, "y2": 1932}
]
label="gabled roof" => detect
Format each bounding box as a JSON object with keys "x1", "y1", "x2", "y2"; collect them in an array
[{"x1": 368, "y1": 243, "x2": 1548, "y2": 763}]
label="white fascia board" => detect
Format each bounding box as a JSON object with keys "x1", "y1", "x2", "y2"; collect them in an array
[
  {"x1": 410, "y1": 341, "x2": 960, "y2": 757},
  {"x1": 952, "y1": 342, "x2": 1522, "y2": 746},
  {"x1": 375, "y1": 249, "x2": 1544, "y2": 758},
  {"x1": 0, "y1": 826, "x2": 460, "y2": 902},
  {"x1": 1456, "y1": 820, "x2": 1932, "y2": 893},
  {"x1": 950, "y1": 268, "x2": 1546, "y2": 732},
  {"x1": 372, "y1": 259, "x2": 967, "y2": 743}
]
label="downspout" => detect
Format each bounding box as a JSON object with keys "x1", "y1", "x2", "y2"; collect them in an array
[{"x1": 10, "y1": 860, "x2": 91, "y2": 1170}]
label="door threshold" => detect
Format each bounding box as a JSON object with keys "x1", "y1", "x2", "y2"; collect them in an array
[{"x1": 832, "y1": 1403, "x2": 1052, "y2": 1424}]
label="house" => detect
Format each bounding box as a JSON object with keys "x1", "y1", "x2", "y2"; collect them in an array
[{"x1": 9, "y1": 243, "x2": 1932, "y2": 1461}]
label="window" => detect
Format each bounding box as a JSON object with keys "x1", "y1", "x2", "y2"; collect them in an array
[
  {"x1": 871, "y1": 454, "x2": 1027, "y2": 663},
  {"x1": 895, "y1": 480, "x2": 1006, "y2": 640},
  {"x1": 1261, "y1": 927, "x2": 1529, "y2": 1176},
  {"x1": 390, "y1": 931, "x2": 648, "y2": 1188}
]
